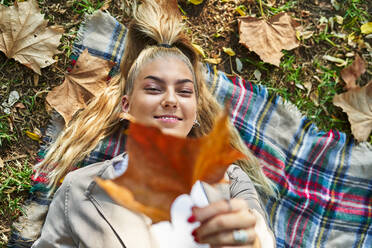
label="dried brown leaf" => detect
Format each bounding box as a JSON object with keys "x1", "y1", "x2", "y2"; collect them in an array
[
  {"x1": 0, "y1": 0, "x2": 64, "y2": 74},
  {"x1": 340, "y1": 54, "x2": 366, "y2": 90},
  {"x1": 333, "y1": 81, "x2": 372, "y2": 142},
  {"x1": 15, "y1": 102, "x2": 25, "y2": 109},
  {"x1": 96, "y1": 112, "x2": 245, "y2": 223},
  {"x1": 238, "y1": 12, "x2": 300, "y2": 67},
  {"x1": 46, "y1": 49, "x2": 115, "y2": 124}
]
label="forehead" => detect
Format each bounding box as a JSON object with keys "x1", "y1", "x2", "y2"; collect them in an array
[{"x1": 136, "y1": 56, "x2": 194, "y2": 81}]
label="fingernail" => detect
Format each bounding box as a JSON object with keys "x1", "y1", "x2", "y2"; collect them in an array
[
  {"x1": 187, "y1": 215, "x2": 196, "y2": 223},
  {"x1": 194, "y1": 236, "x2": 199, "y2": 243},
  {"x1": 191, "y1": 206, "x2": 198, "y2": 211},
  {"x1": 191, "y1": 229, "x2": 197, "y2": 236}
]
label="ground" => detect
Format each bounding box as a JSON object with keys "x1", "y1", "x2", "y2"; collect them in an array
[{"x1": 0, "y1": 0, "x2": 371, "y2": 246}]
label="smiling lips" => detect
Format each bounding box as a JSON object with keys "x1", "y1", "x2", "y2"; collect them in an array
[{"x1": 154, "y1": 115, "x2": 182, "y2": 124}]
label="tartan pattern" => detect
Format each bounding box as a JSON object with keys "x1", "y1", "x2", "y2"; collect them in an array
[
  {"x1": 203, "y1": 67, "x2": 372, "y2": 247},
  {"x1": 21, "y1": 11, "x2": 372, "y2": 248}
]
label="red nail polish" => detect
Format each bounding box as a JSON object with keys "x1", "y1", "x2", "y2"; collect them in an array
[
  {"x1": 194, "y1": 236, "x2": 199, "y2": 243},
  {"x1": 187, "y1": 215, "x2": 196, "y2": 223},
  {"x1": 191, "y1": 229, "x2": 197, "y2": 236},
  {"x1": 191, "y1": 206, "x2": 197, "y2": 211}
]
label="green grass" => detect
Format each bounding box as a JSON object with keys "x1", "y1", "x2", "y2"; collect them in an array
[
  {"x1": 0, "y1": 115, "x2": 16, "y2": 147},
  {"x1": 72, "y1": 0, "x2": 104, "y2": 15},
  {"x1": 255, "y1": 50, "x2": 349, "y2": 134},
  {"x1": 342, "y1": 0, "x2": 370, "y2": 32},
  {"x1": 0, "y1": 0, "x2": 13, "y2": 6},
  {"x1": 240, "y1": 57, "x2": 269, "y2": 72},
  {"x1": 0, "y1": 159, "x2": 32, "y2": 219},
  {"x1": 241, "y1": 0, "x2": 370, "y2": 141},
  {"x1": 266, "y1": 0, "x2": 298, "y2": 15},
  {"x1": 61, "y1": 30, "x2": 78, "y2": 60}
]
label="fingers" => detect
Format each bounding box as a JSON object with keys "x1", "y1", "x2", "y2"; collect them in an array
[
  {"x1": 192, "y1": 198, "x2": 248, "y2": 223},
  {"x1": 196, "y1": 211, "x2": 256, "y2": 238},
  {"x1": 198, "y1": 228, "x2": 256, "y2": 246},
  {"x1": 189, "y1": 199, "x2": 259, "y2": 247}
]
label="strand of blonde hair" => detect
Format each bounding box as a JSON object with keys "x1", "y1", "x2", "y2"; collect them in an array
[{"x1": 34, "y1": 76, "x2": 124, "y2": 193}]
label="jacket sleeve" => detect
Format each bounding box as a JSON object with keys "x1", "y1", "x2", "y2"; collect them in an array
[
  {"x1": 227, "y1": 164, "x2": 276, "y2": 247},
  {"x1": 227, "y1": 164, "x2": 269, "y2": 222},
  {"x1": 31, "y1": 174, "x2": 77, "y2": 248}
]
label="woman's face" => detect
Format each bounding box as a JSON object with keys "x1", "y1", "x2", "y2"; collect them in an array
[{"x1": 122, "y1": 57, "x2": 197, "y2": 137}]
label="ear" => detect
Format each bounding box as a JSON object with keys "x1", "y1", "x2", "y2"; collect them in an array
[{"x1": 121, "y1": 95, "x2": 130, "y2": 113}]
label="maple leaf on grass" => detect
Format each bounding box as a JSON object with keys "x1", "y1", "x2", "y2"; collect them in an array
[
  {"x1": 0, "y1": 0, "x2": 64, "y2": 74},
  {"x1": 96, "y1": 112, "x2": 245, "y2": 223},
  {"x1": 46, "y1": 49, "x2": 115, "y2": 124},
  {"x1": 238, "y1": 12, "x2": 300, "y2": 67},
  {"x1": 333, "y1": 81, "x2": 372, "y2": 142},
  {"x1": 340, "y1": 54, "x2": 366, "y2": 90}
]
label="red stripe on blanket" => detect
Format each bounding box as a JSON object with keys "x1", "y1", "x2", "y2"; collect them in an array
[
  {"x1": 238, "y1": 80, "x2": 254, "y2": 130},
  {"x1": 234, "y1": 78, "x2": 248, "y2": 125},
  {"x1": 104, "y1": 134, "x2": 113, "y2": 158},
  {"x1": 290, "y1": 131, "x2": 335, "y2": 246}
]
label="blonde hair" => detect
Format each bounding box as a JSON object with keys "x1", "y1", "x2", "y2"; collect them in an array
[{"x1": 35, "y1": 0, "x2": 276, "y2": 196}]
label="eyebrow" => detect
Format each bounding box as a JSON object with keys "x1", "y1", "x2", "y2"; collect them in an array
[{"x1": 143, "y1": 75, "x2": 194, "y2": 85}]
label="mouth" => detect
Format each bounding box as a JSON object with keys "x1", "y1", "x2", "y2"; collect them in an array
[{"x1": 154, "y1": 115, "x2": 183, "y2": 121}]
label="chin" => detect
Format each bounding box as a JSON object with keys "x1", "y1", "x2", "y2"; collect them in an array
[{"x1": 160, "y1": 128, "x2": 188, "y2": 138}]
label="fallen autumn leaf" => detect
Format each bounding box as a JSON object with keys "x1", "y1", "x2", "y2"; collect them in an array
[
  {"x1": 204, "y1": 58, "x2": 222, "y2": 64},
  {"x1": 361, "y1": 22, "x2": 372, "y2": 35},
  {"x1": 0, "y1": 0, "x2": 64, "y2": 74},
  {"x1": 192, "y1": 43, "x2": 206, "y2": 58},
  {"x1": 46, "y1": 49, "x2": 115, "y2": 124},
  {"x1": 238, "y1": 12, "x2": 300, "y2": 67},
  {"x1": 223, "y1": 47, "x2": 236, "y2": 56},
  {"x1": 96, "y1": 112, "x2": 245, "y2": 223},
  {"x1": 25, "y1": 130, "x2": 41, "y2": 141},
  {"x1": 340, "y1": 54, "x2": 366, "y2": 90},
  {"x1": 333, "y1": 81, "x2": 372, "y2": 142}
]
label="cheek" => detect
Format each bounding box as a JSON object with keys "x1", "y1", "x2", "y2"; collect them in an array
[
  {"x1": 183, "y1": 98, "x2": 197, "y2": 120},
  {"x1": 128, "y1": 94, "x2": 157, "y2": 117}
]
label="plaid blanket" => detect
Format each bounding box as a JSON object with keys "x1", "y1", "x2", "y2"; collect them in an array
[{"x1": 9, "y1": 11, "x2": 372, "y2": 248}]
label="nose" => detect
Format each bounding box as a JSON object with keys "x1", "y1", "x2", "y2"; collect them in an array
[{"x1": 161, "y1": 89, "x2": 178, "y2": 109}]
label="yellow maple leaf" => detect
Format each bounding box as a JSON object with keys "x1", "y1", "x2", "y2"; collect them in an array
[
  {"x1": 25, "y1": 131, "x2": 41, "y2": 141},
  {"x1": 189, "y1": 0, "x2": 203, "y2": 5},
  {"x1": 223, "y1": 47, "x2": 236, "y2": 56},
  {"x1": 361, "y1": 22, "x2": 372, "y2": 35},
  {"x1": 204, "y1": 58, "x2": 222, "y2": 64},
  {"x1": 192, "y1": 43, "x2": 206, "y2": 58}
]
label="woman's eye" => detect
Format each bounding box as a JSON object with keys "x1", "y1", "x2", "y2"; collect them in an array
[
  {"x1": 145, "y1": 87, "x2": 161, "y2": 92},
  {"x1": 179, "y1": 90, "x2": 193, "y2": 95}
]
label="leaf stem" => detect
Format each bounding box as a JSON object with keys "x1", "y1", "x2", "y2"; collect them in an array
[
  {"x1": 258, "y1": 0, "x2": 265, "y2": 18},
  {"x1": 229, "y1": 56, "x2": 238, "y2": 77}
]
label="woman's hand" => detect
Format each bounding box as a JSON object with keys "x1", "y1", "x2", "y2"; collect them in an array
[{"x1": 189, "y1": 198, "x2": 260, "y2": 248}]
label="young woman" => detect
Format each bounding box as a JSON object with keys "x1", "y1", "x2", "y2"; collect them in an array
[{"x1": 32, "y1": 1, "x2": 276, "y2": 247}]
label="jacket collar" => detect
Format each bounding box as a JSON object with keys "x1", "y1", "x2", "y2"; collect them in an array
[{"x1": 84, "y1": 153, "x2": 157, "y2": 248}]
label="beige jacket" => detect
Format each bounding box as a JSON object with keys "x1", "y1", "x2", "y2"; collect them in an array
[{"x1": 32, "y1": 153, "x2": 273, "y2": 248}]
